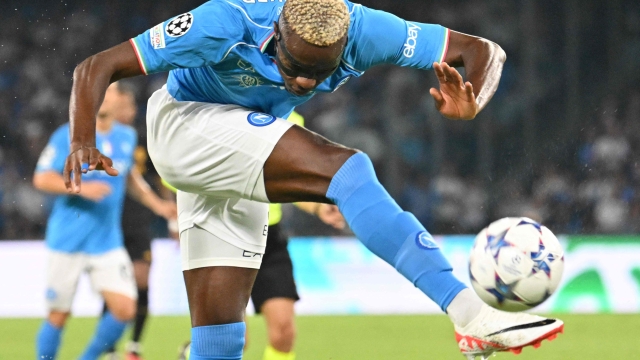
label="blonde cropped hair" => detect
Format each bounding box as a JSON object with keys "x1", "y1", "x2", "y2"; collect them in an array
[{"x1": 282, "y1": 0, "x2": 350, "y2": 47}]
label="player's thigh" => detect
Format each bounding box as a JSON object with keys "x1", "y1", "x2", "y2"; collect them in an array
[
  {"x1": 88, "y1": 248, "x2": 138, "y2": 305},
  {"x1": 180, "y1": 226, "x2": 262, "y2": 327},
  {"x1": 178, "y1": 194, "x2": 269, "y2": 259},
  {"x1": 180, "y1": 225, "x2": 260, "y2": 327},
  {"x1": 264, "y1": 124, "x2": 358, "y2": 203},
  {"x1": 45, "y1": 250, "x2": 85, "y2": 313},
  {"x1": 146, "y1": 86, "x2": 293, "y2": 202}
]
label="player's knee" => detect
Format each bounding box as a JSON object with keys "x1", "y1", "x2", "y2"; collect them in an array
[
  {"x1": 109, "y1": 298, "x2": 137, "y2": 321},
  {"x1": 268, "y1": 319, "x2": 296, "y2": 352},
  {"x1": 327, "y1": 152, "x2": 380, "y2": 206},
  {"x1": 47, "y1": 311, "x2": 70, "y2": 328}
]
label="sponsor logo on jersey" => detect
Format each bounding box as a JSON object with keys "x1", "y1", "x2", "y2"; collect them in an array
[
  {"x1": 165, "y1": 13, "x2": 193, "y2": 37},
  {"x1": 237, "y1": 59, "x2": 255, "y2": 73},
  {"x1": 415, "y1": 231, "x2": 439, "y2": 249},
  {"x1": 403, "y1": 23, "x2": 422, "y2": 58},
  {"x1": 236, "y1": 74, "x2": 264, "y2": 88},
  {"x1": 150, "y1": 23, "x2": 165, "y2": 49},
  {"x1": 247, "y1": 112, "x2": 277, "y2": 127}
]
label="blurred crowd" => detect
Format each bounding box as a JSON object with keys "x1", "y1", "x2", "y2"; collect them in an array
[{"x1": 1, "y1": 0, "x2": 640, "y2": 239}]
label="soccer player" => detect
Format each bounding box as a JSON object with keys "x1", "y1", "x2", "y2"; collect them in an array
[
  {"x1": 103, "y1": 82, "x2": 178, "y2": 360},
  {"x1": 34, "y1": 83, "x2": 176, "y2": 360},
  {"x1": 62, "y1": 1, "x2": 564, "y2": 359}
]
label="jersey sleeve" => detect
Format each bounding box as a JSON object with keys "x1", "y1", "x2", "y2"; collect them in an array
[
  {"x1": 345, "y1": 5, "x2": 449, "y2": 71},
  {"x1": 35, "y1": 127, "x2": 69, "y2": 174},
  {"x1": 129, "y1": 0, "x2": 245, "y2": 74}
]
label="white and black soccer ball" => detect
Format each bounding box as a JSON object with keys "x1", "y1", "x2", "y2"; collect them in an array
[
  {"x1": 469, "y1": 217, "x2": 564, "y2": 312},
  {"x1": 166, "y1": 13, "x2": 193, "y2": 37}
]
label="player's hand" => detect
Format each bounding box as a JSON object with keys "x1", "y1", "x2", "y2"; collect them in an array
[
  {"x1": 317, "y1": 204, "x2": 346, "y2": 230},
  {"x1": 429, "y1": 62, "x2": 479, "y2": 120},
  {"x1": 78, "y1": 181, "x2": 112, "y2": 202},
  {"x1": 154, "y1": 200, "x2": 178, "y2": 221},
  {"x1": 63, "y1": 146, "x2": 119, "y2": 193}
]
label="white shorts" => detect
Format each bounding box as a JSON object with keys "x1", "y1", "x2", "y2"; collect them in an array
[
  {"x1": 146, "y1": 86, "x2": 293, "y2": 258},
  {"x1": 181, "y1": 225, "x2": 263, "y2": 270},
  {"x1": 45, "y1": 248, "x2": 137, "y2": 312}
]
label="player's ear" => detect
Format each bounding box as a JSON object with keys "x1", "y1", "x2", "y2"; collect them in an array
[{"x1": 273, "y1": 21, "x2": 280, "y2": 40}]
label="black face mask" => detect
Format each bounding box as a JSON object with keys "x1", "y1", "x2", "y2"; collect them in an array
[{"x1": 274, "y1": 32, "x2": 341, "y2": 80}]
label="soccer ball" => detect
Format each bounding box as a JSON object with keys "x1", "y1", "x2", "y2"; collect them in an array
[{"x1": 469, "y1": 217, "x2": 564, "y2": 311}]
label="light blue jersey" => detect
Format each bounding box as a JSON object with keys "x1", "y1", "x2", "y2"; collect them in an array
[
  {"x1": 130, "y1": 0, "x2": 449, "y2": 118},
  {"x1": 36, "y1": 124, "x2": 137, "y2": 254}
]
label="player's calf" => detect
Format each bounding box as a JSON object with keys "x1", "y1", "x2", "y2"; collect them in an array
[{"x1": 326, "y1": 152, "x2": 466, "y2": 311}]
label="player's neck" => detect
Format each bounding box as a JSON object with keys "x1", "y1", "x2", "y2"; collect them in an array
[{"x1": 96, "y1": 118, "x2": 114, "y2": 133}]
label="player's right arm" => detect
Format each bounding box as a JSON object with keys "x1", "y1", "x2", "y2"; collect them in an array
[
  {"x1": 64, "y1": 42, "x2": 142, "y2": 193},
  {"x1": 63, "y1": 1, "x2": 243, "y2": 193}
]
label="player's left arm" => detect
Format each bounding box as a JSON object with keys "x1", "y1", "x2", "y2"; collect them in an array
[
  {"x1": 350, "y1": 6, "x2": 506, "y2": 120},
  {"x1": 127, "y1": 167, "x2": 177, "y2": 220},
  {"x1": 431, "y1": 31, "x2": 506, "y2": 120}
]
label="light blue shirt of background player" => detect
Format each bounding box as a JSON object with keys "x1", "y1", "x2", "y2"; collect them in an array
[
  {"x1": 129, "y1": 0, "x2": 450, "y2": 118},
  {"x1": 35, "y1": 123, "x2": 136, "y2": 254}
]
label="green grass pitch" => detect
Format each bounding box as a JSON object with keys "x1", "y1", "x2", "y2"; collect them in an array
[{"x1": 2, "y1": 314, "x2": 636, "y2": 359}]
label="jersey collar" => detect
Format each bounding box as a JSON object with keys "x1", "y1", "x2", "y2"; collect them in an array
[{"x1": 260, "y1": 31, "x2": 275, "y2": 54}]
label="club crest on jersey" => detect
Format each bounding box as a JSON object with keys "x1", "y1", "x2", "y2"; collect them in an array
[
  {"x1": 236, "y1": 74, "x2": 264, "y2": 88},
  {"x1": 165, "y1": 13, "x2": 193, "y2": 37},
  {"x1": 415, "y1": 231, "x2": 439, "y2": 249},
  {"x1": 247, "y1": 112, "x2": 276, "y2": 127}
]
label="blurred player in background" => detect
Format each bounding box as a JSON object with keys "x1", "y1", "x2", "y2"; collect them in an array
[
  {"x1": 34, "y1": 83, "x2": 176, "y2": 360},
  {"x1": 64, "y1": 0, "x2": 564, "y2": 358},
  {"x1": 102, "y1": 82, "x2": 178, "y2": 360}
]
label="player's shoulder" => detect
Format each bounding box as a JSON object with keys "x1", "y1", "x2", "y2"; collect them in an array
[{"x1": 222, "y1": 0, "x2": 284, "y2": 28}]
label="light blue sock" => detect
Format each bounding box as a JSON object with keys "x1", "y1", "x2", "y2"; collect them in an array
[
  {"x1": 327, "y1": 152, "x2": 467, "y2": 311},
  {"x1": 79, "y1": 311, "x2": 127, "y2": 360},
  {"x1": 36, "y1": 321, "x2": 62, "y2": 359},
  {"x1": 190, "y1": 322, "x2": 245, "y2": 360}
]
